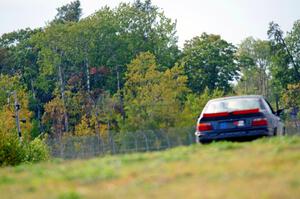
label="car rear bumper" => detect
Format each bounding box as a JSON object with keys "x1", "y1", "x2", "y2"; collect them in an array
[{"x1": 196, "y1": 128, "x2": 270, "y2": 143}]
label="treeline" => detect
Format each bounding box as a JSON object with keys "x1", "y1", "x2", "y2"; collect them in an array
[{"x1": 0, "y1": 0, "x2": 300, "y2": 141}]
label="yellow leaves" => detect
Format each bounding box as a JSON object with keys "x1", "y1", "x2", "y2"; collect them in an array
[
  {"x1": 125, "y1": 52, "x2": 159, "y2": 87},
  {"x1": 43, "y1": 97, "x2": 65, "y2": 124},
  {"x1": 74, "y1": 115, "x2": 94, "y2": 136},
  {"x1": 283, "y1": 83, "x2": 300, "y2": 108},
  {"x1": 178, "y1": 88, "x2": 224, "y2": 127},
  {"x1": 0, "y1": 101, "x2": 32, "y2": 141},
  {"x1": 74, "y1": 114, "x2": 108, "y2": 137},
  {"x1": 0, "y1": 106, "x2": 15, "y2": 135},
  {"x1": 0, "y1": 75, "x2": 33, "y2": 140},
  {"x1": 124, "y1": 52, "x2": 189, "y2": 130}
]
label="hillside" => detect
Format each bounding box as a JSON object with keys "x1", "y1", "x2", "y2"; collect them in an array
[{"x1": 1, "y1": 136, "x2": 300, "y2": 199}]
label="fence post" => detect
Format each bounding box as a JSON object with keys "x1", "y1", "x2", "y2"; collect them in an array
[
  {"x1": 143, "y1": 132, "x2": 149, "y2": 151},
  {"x1": 134, "y1": 132, "x2": 138, "y2": 152},
  {"x1": 100, "y1": 136, "x2": 104, "y2": 155},
  {"x1": 153, "y1": 131, "x2": 160, "y2": 150},
  {"x1": 177, "y1": 136, "x2": 182, "y2": 146},
  {"x1": 111, "y1": 133, "x2": 116, "y2": 154},
  {"x1": 166, "y1": 133, "x2": 171, "y2": 148},
  {"x1": 188, "y1": 132, "x2": 194, "y2": 145},
  {"x1": 122, "y1": 135, "x2": 127, "y2": 153}
]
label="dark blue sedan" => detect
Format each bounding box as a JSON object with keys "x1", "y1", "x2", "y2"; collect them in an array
[{"x1": 195, "y1": 95, "x2": 285, "y2": 143}]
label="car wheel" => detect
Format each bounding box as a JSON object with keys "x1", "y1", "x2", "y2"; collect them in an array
[
  {"x1": 282, "y1": 127, "x2": 286, "y2": 136},
  {"x1": 199, "y1": 139, "x2": 212, "y2": 144},
  {"x1": 273, "y1": 128, "x2": 277, "y2": 136}
]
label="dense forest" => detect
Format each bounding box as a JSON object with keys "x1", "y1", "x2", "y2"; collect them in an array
[{"x1": 1, "y1": 0, "x2": 300, "y2": 142}]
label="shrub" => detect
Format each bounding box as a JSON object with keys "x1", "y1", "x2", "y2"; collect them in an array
[
  {"x1": 0, "y1": 132, "x2": 25, "y2": 166},
  {"x1": 0, "y1": 131, "x2": 49, "y2": 166},
  {"x1": 24, "y1": 138, "x2": 49, "y2": 163}
]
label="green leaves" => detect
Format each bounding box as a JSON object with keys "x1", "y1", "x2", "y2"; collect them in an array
[
  {"x1": 179, "y1": 88, "x2": 224, "y2": 127},
  {"x1": 123, "y1": 52, "x2": 189, "y2": 131},
  {"x1": 3, "y1": 1, "x2": 300, "y2": 139},
  {"x1": 182, "y1": 33, "x2": 238, "y2": 94},
  {"x1": 236, "y1": 37, "x2": 271, "y2": 97},
  {"x1": 52, "y1": 0, "x2": 82, "y2": 24},
  {"x1": 268, "y1": 21, "x2": 300, "y2": 88}
]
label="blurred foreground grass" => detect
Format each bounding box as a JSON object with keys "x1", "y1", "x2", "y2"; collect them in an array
[{"x1": 1, "y1": 136, "x2": 300, "y2": 199}]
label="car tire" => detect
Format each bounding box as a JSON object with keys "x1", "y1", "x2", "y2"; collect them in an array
[
  {"x1": 282, "y1": 127, "x2": 286, "y2": 136},
  {"x1": 199, "y1": 139, "x2": 212, "y2": 144},
  {"x1": 273, "y1": 128, "x2": 277, "y2": 136}
]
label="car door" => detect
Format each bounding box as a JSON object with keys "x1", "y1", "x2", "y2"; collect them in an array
[{"x1": 263, "y1": 98, "x2": 284, "y2": 135}]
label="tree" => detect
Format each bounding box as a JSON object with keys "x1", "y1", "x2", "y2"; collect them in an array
[
  {"x1": 52, "y1": 0, "x2": 82, "y2": 24},
  {"x1": 282, "y1": 83, "x2": 300, "y2": 109},
  {"x1": 0, "y1": 1, "x2": 181, "y2": 136},
  {"x1": 0, "y1": 75, "x2": 33, "y2": 140},
  {"x1": 116, "y1": 0, "x2": 180, "y2": 69},
  {"x1": 0, "y1": 28, "x2": 46, "y2": 133},
  {"x1": 74, "y1": 114, "x2": 95, "y2": 136},
  {"x1": 123, "y1": 52, "x2": 188, "y2": 131},
  {"x1": 287, "y1": 20, "x2": 300, "y2": 68},
  {"x1": 0, "y1": 28, "x2": 41, "y2": 78},
  {"x1": 42, "y1": 97, "x2": 66, "y2": 139},
  {"x1": 182, "y1": 33, "x2": 238, "y2": 94},
  {"x1": 179, "y1": 88, "x2": 224, "y2": 127},
  {"x1": 268, "y1": 21, "x2": 300, "y2": 94},
  {"x1": 33, "y1": 23, "x2": 73, "y2": 133},
  {"x1": 236, "y1": 37, "x2": 271, "y2": 97}
]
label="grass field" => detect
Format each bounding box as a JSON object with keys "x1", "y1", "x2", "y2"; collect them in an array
[{"x1": 1, "y1": 136, "x2": 300, "y2": 199}]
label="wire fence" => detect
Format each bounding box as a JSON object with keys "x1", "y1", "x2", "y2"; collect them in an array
[
  {"x1": 46, "y1": 125, "x2": 300, "y2": 159},
  {"x1": 286, "y1": 125, "x2": 300, "y2": 136},
  {"x1": 47, "y1": 126, "x2": 195, "y2": 159}
]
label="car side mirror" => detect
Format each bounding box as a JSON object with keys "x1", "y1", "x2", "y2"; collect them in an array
[{"x1": 276, "y1": 109, "x2": 284, "y2": 116}]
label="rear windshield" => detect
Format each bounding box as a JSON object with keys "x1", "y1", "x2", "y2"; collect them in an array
[{"x1": 204, "y1": 98, "x2": 263, "y2": 113}]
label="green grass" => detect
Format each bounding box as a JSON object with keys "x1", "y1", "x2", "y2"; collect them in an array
[{"x1": 1, "y1": 136, "x2": 300, "y2": 199}]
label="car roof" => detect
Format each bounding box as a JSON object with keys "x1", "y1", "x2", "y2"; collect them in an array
[{"x1": 208, "y1": 95, "x2": 264, "y2": 103}]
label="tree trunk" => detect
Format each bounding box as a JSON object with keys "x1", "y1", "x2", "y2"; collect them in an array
[
  {"x1": 58, "y1": 54, "x2": 69, "y2": 132},
  {"x1": 85, "y1": 46, "x2": 91, "y2": 93}
]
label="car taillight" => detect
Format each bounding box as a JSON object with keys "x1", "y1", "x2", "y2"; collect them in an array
[
  {"x1": 252, "y1": 118, "x2": 268, "y2": 126},
  {"x1": 197, "y1": 123, "x2": 213, "y2": 131}
]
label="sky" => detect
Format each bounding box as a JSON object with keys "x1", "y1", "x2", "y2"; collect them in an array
[{"x1": 1, "y1": 0, "x2": 300, "y2": 47}]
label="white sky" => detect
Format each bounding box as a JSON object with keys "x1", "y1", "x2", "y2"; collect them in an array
[{"x1": 1, "y1": 0, "x2": 300, "y2": 47}]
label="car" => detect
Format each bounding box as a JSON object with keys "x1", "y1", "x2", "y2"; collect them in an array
[{"x1": 195, "y1": 95, "x2": 285, "y2": 143}]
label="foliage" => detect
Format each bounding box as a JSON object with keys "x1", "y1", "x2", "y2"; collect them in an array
[
  {"x1": 0, "y1": 129, "x2": 49, "y2": 166},
  {"x1": 123, "y1": 52, "x2": 189, "y2": 131},
  {"x1": 178, "y1": 88, "x2": 224, "y2": 127},
  {"x1": 1, "y1": 0, "x2": 300, "y2": 145},
  {"x1": 116, "y1": 0, "x2": 180, "y2": 69},
  {"x1": 182, "y1": 33, "x2": 238, "y2": 94},
  {"x1": 24, "y1": 138, "x2": 49, "y2": 163},
  {"x1": 286, "y1": 20, "x2": 300, "y2": 68},
  {"x1": 236, "y1": 37, "x2": 271, "y2": 98},
  {"x1": 282, "y1": 83, "x2": 300, "y2": 108},
  {"x1": 0, "y1": 131, "x2": 24, "y2": 166},
  {"x1": 52, "y1": 0, "x2": 82, "y2": 24},
  {"x1": 74, "y1": 115, "x2": 95, "y2": 136},
  {"x1": 91, "y1": 92, "x2": 119, "y2": 135},
  {"x1": 268, "y1": 21, "x2": 300, "y2": 91},
  {"x1": 42, "y1": 97, "x2": 66, "y2": 138},
  {"x1": 0, "y1": 75, "x2": 33, "y2": 140},
  {"x1": 5, "y1": 0, "x2": 180, "y2": 137}
]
